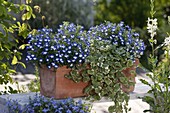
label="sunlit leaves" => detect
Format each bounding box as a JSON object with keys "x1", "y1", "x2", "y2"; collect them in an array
[{"x1": 0, "y1": 0, "x2": 34, "y2": 94}]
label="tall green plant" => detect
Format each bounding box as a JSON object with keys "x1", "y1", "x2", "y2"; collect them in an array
[
  {"x1": 141, "y1": 0, "x2": 170, "y2": 112},
  {"x1": 0, "y1": 0, "x2": 36, "y2": 94}
]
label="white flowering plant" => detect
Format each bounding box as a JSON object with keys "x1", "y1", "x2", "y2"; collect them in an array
[
  {"x1": 140, "y1": 0, "x2": 170, "y2": 112},
  {"x1": 26, "y1": 22, "x2": 90, "y2": 69}
]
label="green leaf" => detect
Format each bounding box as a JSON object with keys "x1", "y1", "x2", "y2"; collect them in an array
[
  {"x1": 108, "y1": 106, "x2": 115, "y2": 113},
  {"x1": 20, "y1": 4, "x2": 25, "y2": 11},
  {"x1": 1, "y1": 63, "x2": 7, "y2": 69},
  {"x1": 11, "y1": 56, "x2": 18, "y2": 65},
  {"x1": 119, "y1": 77, "x2": 127, "y2": 83},
  {"x1": 12, "y1": 24, "x2": 18, "y2": 28},
  {"x1": 155, "y1": 84, "x2": 161, "y2": 91},
  {"x1": 32, "y1": 14, "x2": 36, "y2": 18},
  {"x1": 140, "y1": 79, "x2": 151, "y2": 86},
  {"x1": 21, "y1": 13, "x2": 27, "y2": 21},
  {"x1": 8, "y1": 69, "x2": 16, "y2": 74},
  {"x1": 18, "y1": 62, "x2": 26, "y2": 68},
  {"x1": 19, "y1": 44, "x2": 29, "y2": 50},
  {"x1": 97, "y1": 75, "x2": 102, "y2": 81},
  {"x1": 127, "y1": 60, "x2": 133, "y2": 67},
  {"x1": 87, "y1": 70, "x2": 94, "y2": 75},
  {"x1": 84, "y1": 86, "x2": 92, "y2": 93},
  {"x1": 17, "y1": 22, "x2": 21, "y2": 27},
  {"x1": 0, "y1": 6, "x2": 4, "y2": 16},
  {"x1": 8, "y1": 27, "x2": 14, "y2": 33},
  {"x1": 26, "y1": 12, "x2": 32, "y2": 20}
]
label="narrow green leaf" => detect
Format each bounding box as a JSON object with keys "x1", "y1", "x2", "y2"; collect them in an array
[
  {"x1": 32, "y1": 14, "x2": 36, "y2": 18},
  {"x1": 140, "y1": 79, "x2": 151, "y2": 86},
  {"x1": 84, "y1": 86, "x2": 92, "y2": 93},
  {"x1": 18, "y1": 62, "x2": 26, "y2": 69},
  {"x1": 19, "y1": 44, "x2": 29, "y2": 50}
]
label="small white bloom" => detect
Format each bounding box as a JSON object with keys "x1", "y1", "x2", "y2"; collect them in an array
[
  {"x1": 14, "y1": 50, "x2": 17, "y2": 53},
  {"x1": 147, "y1": 18, "x2": 158, "y2": 38},
  {"x1": 62, "y1": 36, "x2": 66, "y2": 38},
  {"x1": 164, "y1": 36, "x2": 170, "y2": 46}
]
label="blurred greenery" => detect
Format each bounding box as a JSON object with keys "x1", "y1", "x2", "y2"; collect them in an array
[
  {"x1": 29, "y1": 0, "x2": 94, "y2": 29},
  {"x1": 94, "y1": 0, "x2": 150, "y2": 28}
]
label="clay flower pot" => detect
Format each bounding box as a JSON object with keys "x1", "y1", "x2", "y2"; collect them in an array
[
  {"x1": 39, "y1": 65, "x2": 89, "y2": 99},
  {"x1": 121, "y1": 59, "x2": 139, "y2": 93}
]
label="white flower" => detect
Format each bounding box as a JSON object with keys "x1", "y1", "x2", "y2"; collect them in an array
[
  {"x1": 164, "y1": 36, "x2": 170, "y2": 46},
  {"x1": 164, "y1": 36, "x2": 170, "y2": 55},
  {"x1": 147, "y1": 18, "x2": 158, "y2": 38}
]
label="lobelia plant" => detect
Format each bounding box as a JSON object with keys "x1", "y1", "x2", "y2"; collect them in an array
[
  {"x1": 88, "y1": 21, "x2": 145, "y2": 61},
  {"x1": 140, "y1": 0, "x2": 170, "y2": 112},
  {"x1": 6, "y1": 94, "x2": 91, "y2": 113},
  {"x1": 26, "y1": 21, "x2": 90, "y2": 69},
  {"x1": 66, "y1": 21, "x2": 145, "y2": 113}
]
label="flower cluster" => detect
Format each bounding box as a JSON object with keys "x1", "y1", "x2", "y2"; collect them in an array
[
  {"x1": 88, "y1": 21, "x2": 145, "y2": 60},
  {"x1": 164, "y1": 36, "x2": 170, "y2": 46},
  {"x1": 6, "y1": 99, "x2": 22, "y2": 113},
  {"x1": 6, "y1": 94, "x2": 91, "y2": 113},
  {"x1": 164, "y1": 36, "x2": 170, "y2": 55},
  {"x1": 147, "y1": 18, "x2": 158, "y2": 39},
  {"x1": 26, "y1": 22, "x2": 90, "y2": 68}
]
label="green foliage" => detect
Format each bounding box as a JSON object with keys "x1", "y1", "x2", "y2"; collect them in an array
[
  {"x1": 29, "y1": 0, "x2": 94, "y2": 29},
  {"x1": 142, "y1": 55, "x2": 170, "y2": 113},
  {"x1": 141, "y1": 0, "x2": 170, "y2": 112},
  {"x1": 67, "y1": 42, "x2": 132, "y2": 113},
  {"x1": 87, "y1": 37, "x2": 138, "y2": 112},
  {"x1": 65, "y1": 21, "x2": 145, "y2": 113},
  {"x1": 85, "y1": 41, "x2": 131, "y2": 113},
  {"x1": 0, "y1": 0, "x2": 35, "y2": 94}
]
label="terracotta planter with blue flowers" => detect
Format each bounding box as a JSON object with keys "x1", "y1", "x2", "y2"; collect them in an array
[
  {"x1": 39, "y1": 65, "x2": 89, "y2": 99},
  {"x1": 26, "y1": 22, "x2": 90, "y2": 99}
]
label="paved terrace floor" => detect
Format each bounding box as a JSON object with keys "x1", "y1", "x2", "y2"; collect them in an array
[{"x1": 0, "y1": 68, "x2": 151, "y2": 113}]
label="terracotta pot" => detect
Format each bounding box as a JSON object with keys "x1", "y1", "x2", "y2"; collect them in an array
[
  {"x1": 39, "y1": 65, "x2": 89, "y2": 99},
  {"x1": 121, "y1": 59, "x2": 139, "y2": 93}
]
